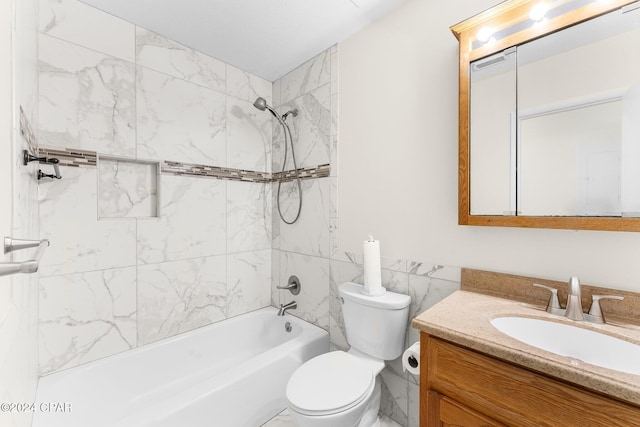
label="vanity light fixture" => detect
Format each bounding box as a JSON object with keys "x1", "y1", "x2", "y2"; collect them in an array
[
  {"x1": 476, "y1": 26, "x2": 494, "y2": 44},
  {"x1": 529, "y1": 2, "x2": 548, "y2": 22}
]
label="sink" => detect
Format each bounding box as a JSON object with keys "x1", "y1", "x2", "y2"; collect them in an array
[{"x1": 490, "y1": 316, "x2": 640, "y2": 376}]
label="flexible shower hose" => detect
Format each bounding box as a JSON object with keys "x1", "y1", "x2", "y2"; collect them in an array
[{"x1": 276, "y1": 116, "x2": 303, "y2": 225}]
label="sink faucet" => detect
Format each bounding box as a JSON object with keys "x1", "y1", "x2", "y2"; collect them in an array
[
  {"x1": 277, "y1": 300, "x2": 297, "y2": 316},
  {"x1": 564, "y1": 277, "x2": 584, "y2": 321},
  {"x1": 533, "y1": 277, "x2": 624, "y2": 324}
]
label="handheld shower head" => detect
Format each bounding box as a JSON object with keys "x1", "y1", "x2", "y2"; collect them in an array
[
  {"x1": 253, "y1": 97, "x2": 268, "y2": 111},
  {"x1": 253, "y1": 97, "x2": 298, "y2": 122},
  {"x1": 253, "y1": 97, "x2": 280, "y2": 120}
]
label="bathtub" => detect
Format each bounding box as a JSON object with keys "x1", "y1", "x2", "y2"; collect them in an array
[{"x1": 33, "y1": 307, "x2": 329, "y2": 427}]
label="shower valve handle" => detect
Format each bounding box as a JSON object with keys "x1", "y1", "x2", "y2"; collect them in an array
[{"x1": 277, "y1": 275, "x2": 301, "y2": 295}]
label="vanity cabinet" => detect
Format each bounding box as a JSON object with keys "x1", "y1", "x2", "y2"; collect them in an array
[
  {"x1": 420, "y1": 333, "x2": 640, "y2": 427},
  {"x1": 428, "y1": 392, "x2": 504, "y2": 427}
]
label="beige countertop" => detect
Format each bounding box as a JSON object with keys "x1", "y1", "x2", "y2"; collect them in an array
[{"x1": 412, "y1": 290, "x2": 640, "y2": 406}]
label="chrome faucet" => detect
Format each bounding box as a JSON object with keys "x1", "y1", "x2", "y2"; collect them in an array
[
  {"x1": 277, "y1": 300, "x2": 297, "y2": 316},
  {"x1": 564, "y1": 277, "x2": 584, "y2": 321},
  {"x1": 533, "y1": 277, "x2": 624, "y2": 324}
]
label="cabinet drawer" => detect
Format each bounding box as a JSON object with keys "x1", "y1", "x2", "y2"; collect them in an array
[
  {"x1": 425, "y1": 335, "x2": 640, "y2": 427},
  {"x1": 440, "y1": 395, "x2": 504, "y2": 427}
]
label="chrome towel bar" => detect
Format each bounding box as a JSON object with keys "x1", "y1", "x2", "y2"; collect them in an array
[{"x1": 0, "y1": 237, "x2": 50, "y2": 277}]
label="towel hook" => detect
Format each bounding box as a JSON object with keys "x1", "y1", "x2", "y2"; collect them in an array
[{"x1": 23, "y1": 150, "x2": 61, "y2": 180}]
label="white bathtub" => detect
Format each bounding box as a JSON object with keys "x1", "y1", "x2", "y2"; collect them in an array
[{"x1": 33, "y1": 307, "x2": 329, "y2": 427}]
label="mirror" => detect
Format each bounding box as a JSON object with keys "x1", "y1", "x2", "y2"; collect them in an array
[{"x1": 453, "y1": 0, "x2": 640, "y2": 231}]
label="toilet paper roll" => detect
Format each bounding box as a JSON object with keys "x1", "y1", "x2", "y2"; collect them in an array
[
  {"x1": 402, "y1": 342, "x2": 420, "y2": 376},
  {"x1": 362, "y1": 235, "x2": 385, "y2": 296}
]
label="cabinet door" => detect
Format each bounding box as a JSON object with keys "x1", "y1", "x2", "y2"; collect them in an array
[
  {"x1": 440, "y1": 396, "x2": 504, "y2": 427},
  {"x1": 425, "y1": 336, "x2": 640, "y2": 426}
]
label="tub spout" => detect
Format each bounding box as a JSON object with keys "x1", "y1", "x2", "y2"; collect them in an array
[{"x1": 278, "y1": 301, "x2": 297, "y2": 316}]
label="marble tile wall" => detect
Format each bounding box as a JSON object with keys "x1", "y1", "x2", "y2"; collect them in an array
[
  {"x1": 39, "y1": 267, "x2": 137, "y2": 373},
  {"x1": 137, "y1": 174, "x2": 226, "y2": 264},
  {"x1": 271, "y1": 49, "x2": 334, "y2": 324},
  {"x1": 39, "y1": 167, "x2": 137, "y2": 278},
  {"x1": 39, "y1": 34, "x2": 136, "y2": 157},
  {"x1": 270, "y1": 46, "x2": 463, "y2": 427},
  {"x1": 37, "y1": 0, "x2": 274, "y2": 376},
  {"x1": 137, "y1": 256, "x2": 227, "y2": 345},
  {"x1": 136, "y1": 65, "x2": 226, "y2": 165}
]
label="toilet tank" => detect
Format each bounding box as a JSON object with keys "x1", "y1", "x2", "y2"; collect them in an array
[{"x1": 339, "y1": 282, "x2": 411, "y2": 360}]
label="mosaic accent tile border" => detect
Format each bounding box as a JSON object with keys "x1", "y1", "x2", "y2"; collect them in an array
[
  {"x1": 38, "y1": 146, "x2": 330, "y2": 183},
  {"x1": 38, "y1": 147, "x2": 97, "y2": 168},
  {"x1": 274, "y1": 164, "x2": 331, "y2": 182},
  {"x1": 19, "y1": 107, "x2": 38, "y2": 155},
  {"x1": 161, "y1": 161, "x2": 272, "y2": 183},
  {"x1": 162, "y1": 162, "x2": 330, "y2": 183}
]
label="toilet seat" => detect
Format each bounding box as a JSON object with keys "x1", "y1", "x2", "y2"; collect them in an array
[{"x1": 286, "y1": 351, "x2": 375, "y2": 416}]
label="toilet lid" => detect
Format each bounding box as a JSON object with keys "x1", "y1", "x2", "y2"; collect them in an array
[{"x1": 286, "y1": 351, "x2": 374, "y2": 416}]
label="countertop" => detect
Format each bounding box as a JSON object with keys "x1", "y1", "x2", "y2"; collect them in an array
[{"x1": 412, "y1": 290, "x2": 640, "y2": 406}]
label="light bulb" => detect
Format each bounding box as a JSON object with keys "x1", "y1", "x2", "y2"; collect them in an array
[
  {"x1": 530, "y1": 3, "x2": 548, "y2": 22},
  {"x1": 477, "y1": 26, "x2": 494, "y2": 44}
]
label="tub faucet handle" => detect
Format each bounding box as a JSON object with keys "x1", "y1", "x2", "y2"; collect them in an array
[
  {"x1": 532, "y1": 283, "x2": 561, "y2": 313},
  {"x1": 587, "y1": 295, "x2": 624, "y2": 324},
  {"x1": 276, "y1": 275, "x2": 301, "y2": 295}
]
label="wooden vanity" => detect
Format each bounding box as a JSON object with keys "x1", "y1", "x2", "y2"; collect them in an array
[
  {"x1": 413, "y1": 269, "x2": 640, "y2": 427},
  {"x1": 420, "y1": 335, "x2": 640, "y2": 426}
]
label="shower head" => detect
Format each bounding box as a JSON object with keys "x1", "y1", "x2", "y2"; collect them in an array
[
  {"x1": 253, "y1": 97, "x2": 268, "y2": 111},
  {"x1": 253, "y1": 97, "x2": 279, "y2": 120},
  {"x1": 253, "y1": 97, "x2": 297, "y2": 121}
]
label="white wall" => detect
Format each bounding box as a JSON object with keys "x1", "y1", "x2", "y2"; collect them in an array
[
  {"x1": 0, "y1": 0, "x2": 40, "y2": 425},
  {"x1": 338, "y1": 0, "x2": 640, "y2": 292},
  {"x1": 0, "y1": 0, "x2": 15, "y2": 371},
  {"x1": 0, "y1": 0, "x2": 11, "y2": 243}
]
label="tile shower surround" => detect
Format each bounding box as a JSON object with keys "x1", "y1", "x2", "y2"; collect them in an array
[
  {"x1": 37, "y1": 0, "x2": 278, "y2": 382},
  {"x1": 36, "y1": 0, "x2": 335, "y2": 384}
]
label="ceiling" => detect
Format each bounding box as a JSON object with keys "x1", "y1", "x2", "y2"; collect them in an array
[{"x1": 80, "y1": 0, "x2": 407, "y2": 81}]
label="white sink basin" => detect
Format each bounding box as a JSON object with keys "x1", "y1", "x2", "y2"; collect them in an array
[{"x1": 490, "y1": 316, "x2": 640, "y2": 376}]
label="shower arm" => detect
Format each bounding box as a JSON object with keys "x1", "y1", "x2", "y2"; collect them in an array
[{"x1": 265, "y1": 105, "x2": 297, "y2": 123}]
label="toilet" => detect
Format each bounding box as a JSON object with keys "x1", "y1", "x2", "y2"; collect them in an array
[{"x1": 285, "y1": 282, "x2": 411, "y2": 427}]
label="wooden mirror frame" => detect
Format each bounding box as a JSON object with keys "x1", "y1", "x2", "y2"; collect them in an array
[{"x1": 451, "y1": 0, "x2": 640, "y2": 232}]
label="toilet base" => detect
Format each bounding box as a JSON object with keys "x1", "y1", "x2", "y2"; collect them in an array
[
  {"x1": 354, "y1": 379, "x2": 381, "y2": 427},
  {"x1": 359, "y1": 416, "x2": 380, "y2": 427}
]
